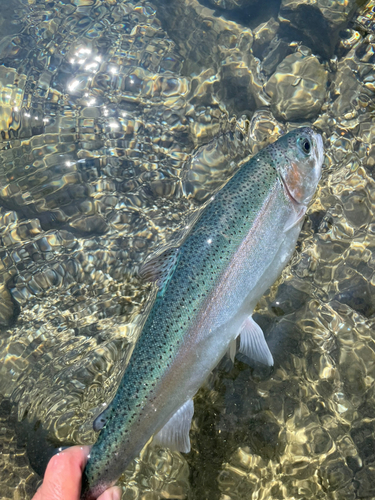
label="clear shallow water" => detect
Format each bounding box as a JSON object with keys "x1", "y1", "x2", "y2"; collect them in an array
[{"x1": 0, "y1": 0, "x2": 374, "y2": 498}]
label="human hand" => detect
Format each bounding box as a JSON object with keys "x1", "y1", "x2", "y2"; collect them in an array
[{"x1": 32, "y1": 445, "x2": 121, "y2": 500}]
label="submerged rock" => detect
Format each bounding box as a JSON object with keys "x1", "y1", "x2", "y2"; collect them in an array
[
  {"x1": 279, "y1": 0, "x2": 368, "y2": 58},
  {"x1": 332, "y1": 35, "x2": 375, "y2": 118},
  {"x1": 355, "y1": 466, "x2": 375, "y2": 497},
  {"x1": 219, "y1": 41, "x2": 269, "y2": 114},
  {"x1": 261, "y1": 37, "x2": 292, "y2": 76},
  {"x1": 319, "y1": 459, "x2": 353, "y2": 492},
  {"x1": 265, "y1": 52, "x2": 328, "y2": 121},
  {"x1": 354, "y1": 0, "x2": 375, "y2": 34},
  {"x1": 252, "y1": 17, "x2": 280, "y2": 57},
  {"x1": 205, "y1": 0, "x2": 259, "y2": 8}
]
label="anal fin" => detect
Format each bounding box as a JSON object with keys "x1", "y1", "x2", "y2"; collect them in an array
[
  {"x1": 238, "y1": 316, "x2": 274, "y2": 366},
  {"x1": 153, "y1": 399, "x2": 194, "y2": 453}
]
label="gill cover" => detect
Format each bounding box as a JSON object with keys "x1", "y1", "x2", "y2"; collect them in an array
[{"x1": 274, "y1": 127, "x2": 324, "y2": 206}]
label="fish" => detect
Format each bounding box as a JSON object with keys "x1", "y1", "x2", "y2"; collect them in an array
[{"x1": 81, "y1": 126, "x2": 324, "y2": 499}]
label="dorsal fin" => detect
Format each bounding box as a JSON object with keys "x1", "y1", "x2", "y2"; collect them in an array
[
  {"x1": 139, "y1": 246, "x2": 180, "y2": 292},
  {"x1": 153, "y1": 399, "x2": 194, "y2": 453},
  {"x1": 139, "y1": 204, "x2": 207, "y2": 289}
]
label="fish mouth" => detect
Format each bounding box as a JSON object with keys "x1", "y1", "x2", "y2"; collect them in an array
[{"x1": 315, "y1": 132, "x2": 324, "y2": 169}]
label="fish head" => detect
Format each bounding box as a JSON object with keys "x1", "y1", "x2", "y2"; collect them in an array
[{"x1": 274, "y1": 127, "x2": 324, "y2": 207}]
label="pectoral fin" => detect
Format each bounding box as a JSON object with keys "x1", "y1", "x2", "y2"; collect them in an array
[
  {"x1": 139, "y1": 247, "x2": 180, "y2": 293},
  {"x1": 153, "y1": 399, "x2": 194, "y2": 453},
  {"x1": 228, "y1": 338, "x2": 237, "y2": 363},
  {"x1": 284, "y1": 205, "x2": 306, "y2": 232},
  {"x1": 238, "y1": 316, "x2": 274, "y2": 366}
]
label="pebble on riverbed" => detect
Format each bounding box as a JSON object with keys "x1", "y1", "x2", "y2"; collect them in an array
[{"x1": 264, "y1": 52, "x2": 328, "y2": 121}]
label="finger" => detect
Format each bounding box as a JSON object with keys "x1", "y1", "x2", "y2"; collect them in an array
[
  {"x1": 32, "y1": 484, "x2": 43, "y2": 500},
  {"x1": 97, "y1": 486, "x2": 122, "y2": 500},
  {"x1": 35, "y1": 445, "x2": 91, "y2": 500}
]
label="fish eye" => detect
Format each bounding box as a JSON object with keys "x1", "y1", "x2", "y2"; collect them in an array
[{"x1": 299, "y1": 137, "x2": 311, "y2": 155}]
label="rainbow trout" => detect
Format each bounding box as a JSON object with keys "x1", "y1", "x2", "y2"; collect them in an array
[{"x1": 81, "y1": 127, "x2": 324, "y2": 499}]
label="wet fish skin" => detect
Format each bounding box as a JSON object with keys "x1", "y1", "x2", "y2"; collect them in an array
[{"x1": 81, "y1": 127, "x2": 324, "y2": 499}]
